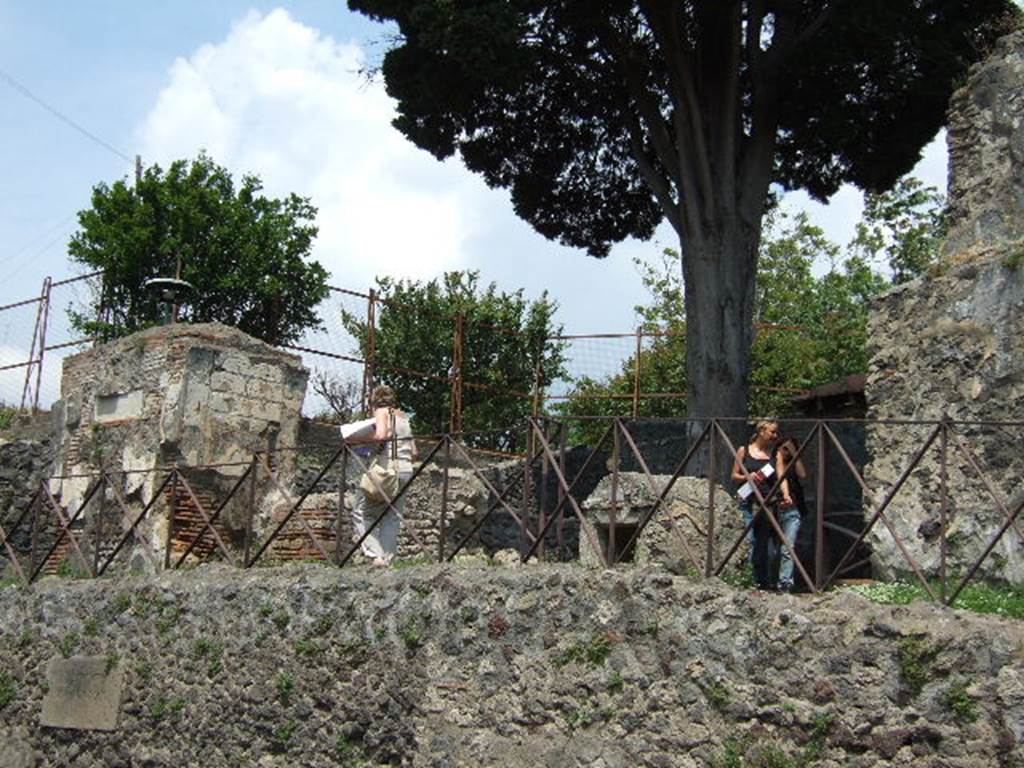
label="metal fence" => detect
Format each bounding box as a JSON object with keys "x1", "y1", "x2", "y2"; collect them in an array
[
  {"x1": 0, "y1": 274, "x2": 831, "y2": 438},
  {"x1": 2, "y1": 416, "x2": 1020, "y2": 604},
  {"x1": 0, "y1": 273, "x2": 101, "y2": 410}
]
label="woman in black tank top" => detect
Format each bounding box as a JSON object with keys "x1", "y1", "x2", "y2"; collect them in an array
[{"x1": 731, "y1": 421, "x2": 780, "y2": 589}]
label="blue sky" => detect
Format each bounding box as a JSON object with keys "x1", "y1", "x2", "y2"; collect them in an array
[{"x1": 0, "y1": 1, "x2": 950, "y2": 406}]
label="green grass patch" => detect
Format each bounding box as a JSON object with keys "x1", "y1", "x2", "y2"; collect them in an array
[
  {"x1": 0, "y1": 671, "x2": 16, "y2": 709},
  {"x1": 57, "y1": 631, "x2": 80, "y2": 658},
  {"x1": 702, "y1": 679, "x2": 730, "y2": 712},
  {"x1": 897, "y1": 636, "x2": 939, "y2": 698},
  {"x1": 276, "y1": 673, "x2": 295, "y2": 703},
  {"x1": 555, "y1": 631, "x2": 616, "y2": 668},
  {"x1": 941, "y1": 679, "x2": 977, "y2": 722},
  {"x1": 841, "y1": 580, "x2": 1024, "y2": 619}
]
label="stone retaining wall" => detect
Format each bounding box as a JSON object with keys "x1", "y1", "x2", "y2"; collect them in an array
[{"x1": 0, "y1": 565, "x2": 1021, "y2": 767}]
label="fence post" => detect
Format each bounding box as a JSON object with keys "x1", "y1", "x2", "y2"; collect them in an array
[
  {"x1": 164, "y1": 466, "x2": 178, "y2": 569},
  {"x1": 242, "y1": 453, "x2": 258, "y2": 567},
  {"x1": 609, "y1": 420, "x2": 620, "y2": 565},
  {"x1": 20, "y1": 277, "x2": 49, "y2": 412},
  {"x1": 363, "y1": 288, "x2": 377, "y2": 413},
  {"x1": 32, "y1": 277, "x2": 52, "y2": 413},
  {"x1": 450, "y1": 313, "x2": 464, "y2": 436},
  {"x1": 940, "y1": 414, "x2": 949, "y2": 602},
  {"x1": 706, "y1": 419, "x2": 716, "y2": 577},
  {"x1": 521, "y1": 418, "x2": 534, "y2": 557},
  {"x1": 632, "y1": 328, "x2": 642, "y2": 419},
  {"x1": 440, "y1": 436, "x2": 450, "y2": 562},
  {"x1": 538, "y1": 419, "x2": 549, "y2": 560},
  {"x1": 815, "y1": 421, "x2": 827, "y2": 589},
  {"x1": 557, "y1": 420, "x2": 567, "y2": 559},
  {"x1": 92, "y1": 474, "x2": 106, "y2": 576}
]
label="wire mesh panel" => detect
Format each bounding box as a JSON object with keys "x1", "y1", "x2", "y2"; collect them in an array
[
  {"x1": 0, "y1": 295, "x2": 43, "y2": 407},
  {"x1": 286, "y1": 287, "x2": 370, "y2": 419}
]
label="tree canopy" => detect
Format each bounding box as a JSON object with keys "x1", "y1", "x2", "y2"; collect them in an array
[
  {"x1": 350, "y1": 0, "x2": 1017, "y2": 420},
  {"x1": 341, "y1": 271, "x2": 565, "y2": 451},
  {"x1": 557, "y1": 176, "x2": 945, "y2": 441},
  {"x1": 68, "y1": 152, "x2": 329, "y2": 346}
]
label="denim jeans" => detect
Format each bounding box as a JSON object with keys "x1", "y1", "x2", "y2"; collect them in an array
[{"x1": 775, "y1": 506, "x2": 802, "y2": 590}]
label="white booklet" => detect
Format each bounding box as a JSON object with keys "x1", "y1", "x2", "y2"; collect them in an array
[
  {"x1": 340, "y1": 417, "x2": 376, "y2": 441},
  {"x1": 737, "y1": 462, "x2": 774, "y2": 500}
]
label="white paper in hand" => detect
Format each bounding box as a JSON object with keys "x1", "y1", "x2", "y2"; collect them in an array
[
  {"x1": 340, "y1": 417, "x2": 376, "y2": 441},
  {"x1": 737, "y1": 462, "x2": 774, "y2": 500}
]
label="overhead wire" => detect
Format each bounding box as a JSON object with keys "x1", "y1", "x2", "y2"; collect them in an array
[{"x1": 0, "y1": 67, "x2": 131, "y2": 162}]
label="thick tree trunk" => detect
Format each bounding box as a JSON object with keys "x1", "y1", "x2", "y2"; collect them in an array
[{"x1": 681, "y1": 218, "x2": 759, "y2": 422}]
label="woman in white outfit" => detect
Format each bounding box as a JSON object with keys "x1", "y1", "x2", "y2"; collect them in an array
[{"x1": 359, "y1": 385, "x2": 416, "y2": 566}]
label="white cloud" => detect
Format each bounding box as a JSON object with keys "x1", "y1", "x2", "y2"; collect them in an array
[{"x1": 137, "y1": 8, "x2": 486, "y2": 287}]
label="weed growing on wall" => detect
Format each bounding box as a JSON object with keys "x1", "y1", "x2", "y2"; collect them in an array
[
  {"x1": 941, "y1": 679, "x2": 978, "y2": 722},
  {"x1": 0, "y1": 671, "x2": 15, "y2": 709},
  {"x1": 57, "y1": 631, "x2": 79, "y2": 658},
  {"x1": 897, "y1": 636, "x2": 939, "y2": 698},
  {"x1": 554, "y1": 631, "x2": 617, "y2": 668},
  {"x1": 276, "y1": 673, "x2": 295, "y2": 703}
]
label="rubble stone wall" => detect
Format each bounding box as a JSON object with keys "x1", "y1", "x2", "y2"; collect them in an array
[
  {"x1": 1, "y1": 565, "x2": 1022, "y2": 768},
  {"x1": 864, "y1": 31, "x2": 1024, "y2": 584}
]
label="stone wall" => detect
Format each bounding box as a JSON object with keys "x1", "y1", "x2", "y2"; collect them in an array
[
  {"x1": 1, "y1": 565, "x2": 1022, "y2": 767},
  {"x1": 49, "y1": 323, "x2": 308, "y2": 571},
  {"x1": 864, "y1": 257, "x2": 1024, "y2": 582},
  {"x1": 942, "y1": 31, "x2": 1024, "y2": 258},
  {"x1": 864, "y1": 31, "x2": 1024, "y2": 584}
]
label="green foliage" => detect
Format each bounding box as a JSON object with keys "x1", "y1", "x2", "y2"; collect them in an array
[
  {"x1": 849, "y1": 178, "x2": 947, "y2": 285},
  {"x1": 111, "y1": 593, "x2": 132, "y2": 615},
  {"x1": 703, "y1": 680, "x2": 730, "y2": 712},
  {"x1": 67, "y1": 151, "x2": 329, "y2": 346},
  {"x1": 0, "y1": 671, "x2": 15, "y2": 710},
  {"x1": 606, "y1": 670, "x2": 624, "y2": 694},
  {"x1": 842, "y1": 580, "x2": 1024, "y2": 619},
  {"x1": 104, "y1": 651, "x2": 120, "y2": 675},
  {"x1": 276, "y1": 673, "x2": 295, "y2": 703},
  {"x1": 149, "y1": 695, "x2": 185, "y2": 719},
  {"x1": 341, "y1": 271, "x2": 565, "y2": 450},
  {"x1": 556, "y1": 185, "x2": 944, "y2": 426},
  {"x1": 56, "y1": 558, "x2": 90, "y2": 579},
  {"x1": 293, "y1": 637, "x2": 321, "y2": 658},
  {"x1": 336, "y1": 735, "x2": 368, "y2": 766},
  {"x1": 310, "y1": 614, "x2": 334, "y2": 636},
  {"x1": 136, "y1": 661, "x2": 154, "y2": 683},
  {"x1": 941, "y1": 679, "x2": 978, "y2": 722},
  {"x1": 272, "y1": 610, "x2": 291, "y2": 632},
  {"x1": 555, "y1": 632, "x2": 615, "y2": 668},
  {"x1": 897, "y1": 636, "x2": 939, "y2": 698},
  {"x1": 351, "y1": 0, "x2": 1011, "y2": 418},
  {"x1": 1003, "y1": 249, "x2": 1024, "y2": 271},
  {"x1": 57, "y1": 631, "x2": 79, "y2": 658},
  {"x1": 192, "y1": 636, "x2": 223, "y2": 660},
  {"x1": 399, "y1": 613, "x2": 430, "y2": 651},
  {"x1": 82, "y1": 617, "x2": 101, "y2": 636},
  {"x1": 565, "y1": 705, "x2": 596, "y2": 730},
  {"x1": 273, "y1": 721, "x2": 298, "y2": 752},
  {"x1": 0, "y1": 407, "x2": 16, "y2": 431}
]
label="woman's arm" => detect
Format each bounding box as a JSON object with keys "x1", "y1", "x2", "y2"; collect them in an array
[
  {"x1": 777, "y1": 454, "x2": 793, "y2": 506},
  {"x1": 793, "y1": 455, "x2": 808, "y2": 480},
  {"x1": 731, "y1": 446, "x2": 748, "y2": 483},
  {"x1": 373, "y1": 407, "x2": 393, "y2": 442}
]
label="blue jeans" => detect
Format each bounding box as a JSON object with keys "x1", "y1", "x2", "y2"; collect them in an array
[{"x1": 774, "y1": 506, "x2": 802, "y2": 590}]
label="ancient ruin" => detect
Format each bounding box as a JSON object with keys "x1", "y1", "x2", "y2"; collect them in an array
[{"x1": 863, "y1": 31, "x2": 1024, "y2": 583}]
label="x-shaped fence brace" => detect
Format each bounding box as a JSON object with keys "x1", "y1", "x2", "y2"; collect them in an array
[{"x1": 1, "y1": 418, "x2": 1021, "y2": 605}]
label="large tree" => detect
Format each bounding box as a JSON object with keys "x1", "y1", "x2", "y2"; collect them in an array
[
  {"x1": 69, "y1": 152, "x2": 329, "y2": 346},
  {"x1": 349, "y1": 0, "x2": 1016, "y2": 419}
]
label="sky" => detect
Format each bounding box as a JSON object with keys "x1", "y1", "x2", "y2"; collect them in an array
[{"x1": 0, "y1": 1, "x2": 951, "y2": 408}]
